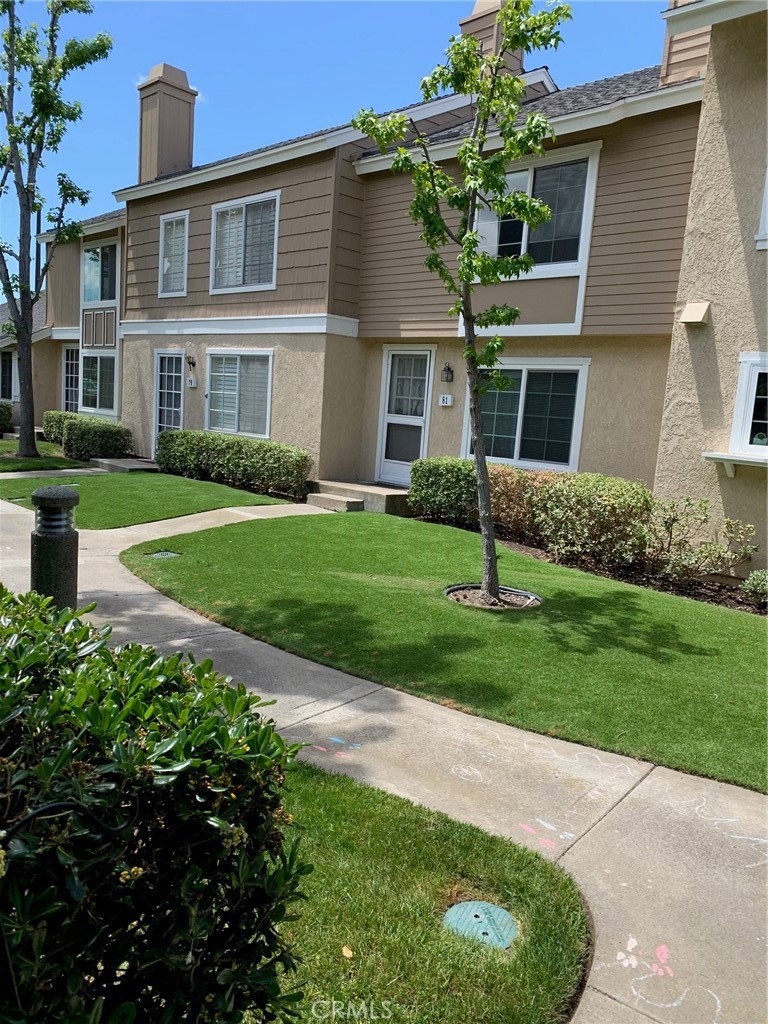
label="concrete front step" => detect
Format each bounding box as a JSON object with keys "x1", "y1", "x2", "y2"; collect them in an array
[
  {"x1": 309, "y1": 479, "x2": 410, "y2": 516},
  {"x1": 89, "y1": 458, "x2": 159, "y2": 473},
  {"x1": 2, "y1": 429, "x2": 45, "y2": 442},
  {"x1": 306, "y1": 492, "x2": 365, "y2": 513}
]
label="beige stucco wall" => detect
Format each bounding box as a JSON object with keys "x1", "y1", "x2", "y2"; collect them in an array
[
  {"x1": 120, "y1": 334, "x2": 326, "y2": 467},
  {"x1": 654, "y1": 13, "x2": 768, "y2": 568},
  {"x1": 318, "y1": 335, "x2": 368, "y2": 480},
  {"x1": 356, "y1": 335, "x2": 670, "y2": 486}
]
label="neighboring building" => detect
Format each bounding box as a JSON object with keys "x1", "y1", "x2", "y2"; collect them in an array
[
  {"x1": 33, "y1": 0, "x2": 767, "y2": 560},
  {"x1": 0, "y1": 294, "x2": 53, "y2": 425}
]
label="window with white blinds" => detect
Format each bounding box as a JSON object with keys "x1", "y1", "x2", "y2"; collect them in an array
[
  {"x1": 207, "y1": 351, "x2": 272, "y2": 437},
  {"x1": 210, "y1": 191, "x2": 279, "y2": 293},
  {"x1": 159, "y1": 211, "x2": 189, "y2": 297}
]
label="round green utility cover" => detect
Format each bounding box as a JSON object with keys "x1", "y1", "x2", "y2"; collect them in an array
[{"x1": 443, "y1": 901, "x2": 518, "y2": 949}]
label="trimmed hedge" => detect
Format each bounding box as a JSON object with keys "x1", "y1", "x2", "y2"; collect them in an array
[
  {"x1": 0, "y1": 587, "x2": 310, "y2": 1023},
  {"x1": 0, "y1": 400, "x2": 11, "y2": 433},
  {"x1": 62, "y1": 415, "x2": 133, "y2": 461},
  {"x1": 43, "y1": 409, "x2": 80, "y2": 445},
  {"x1": 408, "y1": 456, "x2": 758, "y2": 578},
  {"x1": 156, "y1": 429, "x2": 314, "y2": 501}
]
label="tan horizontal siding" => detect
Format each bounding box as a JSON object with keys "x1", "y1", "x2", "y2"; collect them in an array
[
  {"x1": 123, "y1": 153, "x2": 335, "y2": 321},
  {"x1": 660, "y1": 28, "x2": 710, "y2": 86}
]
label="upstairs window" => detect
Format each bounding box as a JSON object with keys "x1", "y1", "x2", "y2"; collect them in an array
[
  {"x1": 497, "y1": 159, "x2": 589, "y2": 266},
  {"x1": 83, "y1": 243, "x2": 117, "y2": 303},
  {"x1": 159, "y1": 211, "x2": 189, "y2": 297},
  {"x1": 210, "y1": 191, "x2": 279, "y2": 294}
]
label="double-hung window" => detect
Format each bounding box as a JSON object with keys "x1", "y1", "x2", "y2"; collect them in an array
[
  {"x1": 467, "y1": 359, "x2": 590, "y2": 471},
  {"x1": 730, "y1": 353, "x2": 768, "y2": 455},
  {"x1": 207, "y1": 350, "x2": 272, "y2": 437},
  {"x1": 159, "y1": 211, "x2": 189, "y2": 297},
  {"x1": 210, "y1": 191, "x2": 279, "y2": 294},
  {"x1": 83, "y1": 244, "x2": 117, "y2": 303},
  {"x1": 81, "y1": 354, "x2": 116, "y2": 413}
]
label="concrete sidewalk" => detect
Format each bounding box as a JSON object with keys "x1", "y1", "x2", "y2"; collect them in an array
[{"x1": 1, "y1": 498, "x2": 766, "y2": 1024}]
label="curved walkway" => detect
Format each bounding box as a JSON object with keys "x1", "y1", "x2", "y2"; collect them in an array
[{"x1": 1, "y1": 498, "x2": 766, "y2": 1024}]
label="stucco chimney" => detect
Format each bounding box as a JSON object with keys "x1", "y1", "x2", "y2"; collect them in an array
[
  {"x1": 660, "y1": 0, "x2": 710, "y2": 86},
  {"x1": 138, "y1": 64, "x2": 197, "y2": 183},
  {"x1": 459, "y1": 0, "x2": 524, "y2": 75}
]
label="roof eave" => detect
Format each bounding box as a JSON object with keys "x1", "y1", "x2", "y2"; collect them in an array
[
  {"x1": 354, "y1": 76, "x2": 704, "y2": 176},
  {"x1": 37, "y1": 213, "x2": 126, "y2": 244},
  {"x1": 663, "y1": 0, "x2": 768, "y2": 37}
]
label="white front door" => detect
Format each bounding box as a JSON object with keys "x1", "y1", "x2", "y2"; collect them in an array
[
  {"x1": 378, "y1": 348, "x2": 433, "y2": 485},
  {"x1": 154, "y1": 352, "x2": 184, "y2": 451}
]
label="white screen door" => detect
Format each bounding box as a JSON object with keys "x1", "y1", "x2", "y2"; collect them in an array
[
  {"x1": 155, "y1": 353, "x2": 184, "y2": 446},
  {"x1": 378, "y1": 350, "x2": 432, "y2": 485}
]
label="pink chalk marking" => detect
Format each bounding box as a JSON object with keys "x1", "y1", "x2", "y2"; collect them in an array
[
  {"x1": 334, "y1": 751, "x2": 351, "y2": 760},
  {"x1": 655, "y1": 945, "x2": 669, "y2": 963},
  {"x1": 539, "y1": 838, "x2": 557, "y2": 849},
  {"x1": 312, "y1": 745, "x2": 328, "y2": 752},
  {"x1": 518, "y1": 823, "x2": 536, "y2": 834},
  {"x1": 665, "y1": 966, "x2": 674, "y2": 977}
]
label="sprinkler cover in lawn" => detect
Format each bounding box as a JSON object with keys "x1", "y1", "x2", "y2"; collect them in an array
[{"x1": 443, "y1": 901, "x2": 518, "y2": 949}]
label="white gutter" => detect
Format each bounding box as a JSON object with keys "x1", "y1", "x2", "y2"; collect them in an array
[
  {"x1": 111, "y1": 92, "x2": 478, "y2": 203},
  {"x1": 663, "y1": 0, "x2": 767, "y2": 37},
  {"x1": 354, "y1": 77, "x2": 704, "y2": 175}
]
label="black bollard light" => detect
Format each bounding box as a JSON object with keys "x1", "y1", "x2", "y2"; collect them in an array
[{"x1": 30, "y1": 486, "x2": 80, "y2": 609}]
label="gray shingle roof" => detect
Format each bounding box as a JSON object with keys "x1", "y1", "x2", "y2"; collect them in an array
[
  {"x1": 0, "y1": 293, "x2": 48, "y2": 341},
  {"x1": 392, "y1": 66, "x2": 667, "y2": 153},
  {"x1": 79, "y1": 208, "x2": 125, "y2": 229}
]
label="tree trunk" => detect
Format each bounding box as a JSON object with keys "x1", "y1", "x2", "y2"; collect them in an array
[{"x1": 15, "y1": 188, "x2": 39, "y2": 459}]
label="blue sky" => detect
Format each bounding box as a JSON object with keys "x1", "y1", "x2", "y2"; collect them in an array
[{"x1": 4, "y1": 0, "x2": 666, "y2": 225}]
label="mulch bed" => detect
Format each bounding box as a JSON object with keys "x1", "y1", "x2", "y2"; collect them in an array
[
  {"x1": 497, "y1": 538, "x2": 766, "y2": 615},
  {"x1": 447, "y1": 585, "x2": 542, "y2": 611}
]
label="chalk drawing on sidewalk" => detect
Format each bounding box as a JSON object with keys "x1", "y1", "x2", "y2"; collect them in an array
[
  {"x1": 523, "y1": 737, "x2": 641, "y2": 777},
  {"x1": 662, "y1": 790, "x2": 768, "y2": 868},
  {"x1": 451, "y1": 763, "x2": 483, "y2": 783}
]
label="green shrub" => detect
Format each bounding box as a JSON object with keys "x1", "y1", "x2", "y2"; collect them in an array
[
  {"x1": 528, "y1": 472, "x2": 656, "y2": 567},
  {"x1": 408, "y1": 457, "x2": 478, "y2": 524},
  {"x1": 741, "y1": 569, "x2": 768, "y2": 606},
  {"x1": 645, "y1": 499, "x2": 758, "y2": 580},
  {"x1": 42, "y1": 409, "x2": 80, "y2": 445},
  {"x1": 62, "y1": 415, "x2": 132, "y2": 461},
  {"x1": 156, "y1": 430, "x2": 314, "y2": 500},
  {"x1": 489, "y1": 465, "x2": 559, "y2": 543},
  {"x1": 0, "y1": 587, "x2": 310, "y2": 1024},
  {"x1": 0, "y1": 400, "x2": 12, "y2": 433}
]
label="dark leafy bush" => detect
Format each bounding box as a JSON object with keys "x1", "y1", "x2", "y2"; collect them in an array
[
  {"x1": 531, "y1": 472, "x2": 656, "y2": 567},
  {"x1": 156, "y1": 430, "x2": 314, "y2": 501},
  {"x1": 62, "y1": 415, "x2": 133, "y2": 461},
  {"x1": 0, "y1": 400, "x2": 12, "y2": 433},
  {"x1": 0, "y1": 588, "x2": 311, "y2": 1024},
  {"x1": 42, "y1": 409, "x2": 80, "y2": 445},
  {"x1": 408, "y1": 457, "x2": 478, "y2": 524}
]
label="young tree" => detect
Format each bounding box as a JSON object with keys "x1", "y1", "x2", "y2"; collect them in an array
[
  {"x1": 0, "y1": 0, "x2": 111, "y2": 458},
  {"x1": 354, "y1": 0, "x2": 570, "y2": 605}
]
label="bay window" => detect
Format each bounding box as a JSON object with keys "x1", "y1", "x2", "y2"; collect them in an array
[{"x1": 730, "y1": 353, "x2": 768, "y2": 455}]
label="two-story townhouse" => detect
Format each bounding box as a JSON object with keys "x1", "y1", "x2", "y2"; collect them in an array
[{"x1": 33, "y1": 0, "x2": 766, "y2": 560}]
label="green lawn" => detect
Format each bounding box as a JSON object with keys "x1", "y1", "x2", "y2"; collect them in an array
[
  {"x1": 0, "y1": 471, "x2": 284, "y2": 529},
  {"x1": 123, "y1": 514, "x2": 768, "y2": 791},
  {"x1": 280, "y1": 762, "x2": 588, "y2": 1024},
  {"x1": 0, "y1": 439, "x2": 87, "y2": 472}
]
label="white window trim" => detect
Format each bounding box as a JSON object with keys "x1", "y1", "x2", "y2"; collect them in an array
[
  {"x1": 729, "y1": 352, "x2": 768, "y2": 456},
  {"x1": 208, "y1": 190, "x2": 280, "y2": 296},
  {"x1": 468, "y1": 141, "x2": 602, "y2": 337},
  {"x1": 460, "y1": 355, "x2": 591, "y2": 473},
  {"x1": 61, "y1": 345, "x2": 80, "y2": 412},
  {"x1": 375, "y1": 343, "x2": 437, "y2": 485},
  {"x1": 79, "y1": 345, "x2": 120, "y2": 419},
  {"x1": 158, "y1": 210, "x2": 190, "y2": 298},
  {"x1": 152, "y1": 349, "x2": 186, "y2": 456},
  {"x1": 81, "y1": 236, "x2": 120, "y2": 309},
  {"x1": 205, "y1": 347, "x2": 274, "y2": 439},
  {"x1": 756, "y1": 170, "x2": 768, "y2": 251}
]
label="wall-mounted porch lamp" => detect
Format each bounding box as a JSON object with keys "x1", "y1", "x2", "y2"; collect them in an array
[
  {"x1": 440, "y1": 362, "x2": 454, "y2": 383},
  {"x1": 185, "y1": 354, "x2": 197, "y2": 371}
]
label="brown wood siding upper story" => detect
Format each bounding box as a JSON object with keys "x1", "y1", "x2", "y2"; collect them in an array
[
  {"x1": 327, "y1": 146, "x2": 364, "y2": 320},
  {"x1": 123, "y1": 152, "x2": 336, "y2": 320},
  {"x1": 357, "y1": 104, "x2": 699, "y2": 338},
  {"x1": 45, "y1": 241, "x2": 81, "y2": 327},
  {"x1": 660, "y1": 27, "x2": 710, "y2": 86}
]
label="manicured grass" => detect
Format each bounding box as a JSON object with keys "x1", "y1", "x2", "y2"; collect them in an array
[
  {"x1": 123, "y1": 514, "x2": 768, "y2": 791},
  {"x1": 280, "y1": 762, "x2": 588, "y2": 1024},
  {"x1": 0, "y1": 471, "x2": 284, "y2": 529},
  {"x1": 0, "y1": 439, "x2": 87, "y2": 472}
]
